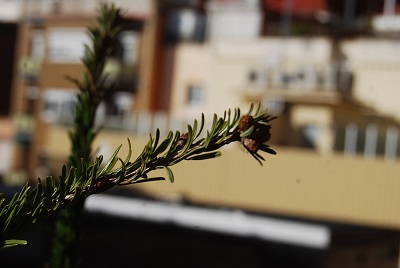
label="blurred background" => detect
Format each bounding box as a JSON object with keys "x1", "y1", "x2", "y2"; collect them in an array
[{"x1": 1, "y1": 0, "x2": 400, "y2": 267}]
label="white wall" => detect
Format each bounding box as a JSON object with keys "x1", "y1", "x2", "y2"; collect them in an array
[
  {"x1": 25, "y1": 0, "x2": 153, "y2": 18},
  {"x1": 206, "y1": 0, "x2": 263, "y2": 40},
  {"x1": 0, "y1": 0, "x2": 22, "y2": 22}
]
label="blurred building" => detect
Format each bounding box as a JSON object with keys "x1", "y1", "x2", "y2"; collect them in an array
[
  {"x1": 166, "y1": 0, "x2": 400, "y2": 160},
  {"x1": 2, "y1": 0, "x2": 154, "y2": 178},
  {"x1": 2, "y1": 0, "x2": 400, "y2": 267}
]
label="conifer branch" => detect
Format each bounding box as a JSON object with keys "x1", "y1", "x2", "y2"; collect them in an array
[
  {"x1": 0, "y1": 104, "x2": 276, "y2": 249},
  {"x1": 50, "y1": 4, "x2": 124, "y2": 267},
  {"x1": 0, "y1": 3, "x2": 277, "y2": 251}
]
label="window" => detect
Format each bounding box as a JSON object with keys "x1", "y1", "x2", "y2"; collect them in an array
[
  {"x1": 42, "y1": 88, "x2": 76, "y2": 124},
  {"x1": 120, "y1": 31, "x2": 139, "y2": 66},
  {"x1": 187, "y1": 84, "x2": 204, "y2": 107},
  {"x1": 47, "y1": 28, "x2": 89, "y2": 63}
]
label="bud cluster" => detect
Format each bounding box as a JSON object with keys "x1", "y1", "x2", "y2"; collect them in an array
[{"x1": 238, "y1": 115, "x2": 271, "y2": 154}]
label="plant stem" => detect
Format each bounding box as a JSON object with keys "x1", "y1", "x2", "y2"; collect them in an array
[{"x1": 49, "y1": 4, "x2": 123, "y2": 267}]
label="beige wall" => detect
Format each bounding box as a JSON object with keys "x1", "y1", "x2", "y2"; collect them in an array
[
  {"x1": 169, "y1": 44, "x2": 210, "y2": 120},
  {"x1": 169, "y1": 38, "x2": 333, "y2": 121},
  {"x1": 136, "y1": 145, "x2": 400, "y2": 230},
  {"x1": 342, "y1": 39, "x2": 400, "y2": 121},
  {"x1": 47, "y1": 126, "x2": 400, "y2": 230},
  {"x1": 169, "y1": 42, "x2": 255, "y2": 117}
]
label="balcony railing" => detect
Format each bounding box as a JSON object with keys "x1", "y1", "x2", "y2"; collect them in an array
[{"x1": 335, "y1": 123, "x2": 400, "y2": 161}]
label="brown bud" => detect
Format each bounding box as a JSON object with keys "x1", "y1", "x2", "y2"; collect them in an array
[
  {"x1": 176, "y1": 132, "x2": 189, "y2": 150},
  {"x1": 253, "y1": 124, "x2": 271, "y2": 143},
  {"x1": 94, "y1": 178, "x2": 113, "y2": 194},
  {"x1": 239, "y1": 115, "x2": 254, "y2": 132},
  {"x1": 242, "y1": 138, "x2": 259, "y2": 153}
]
